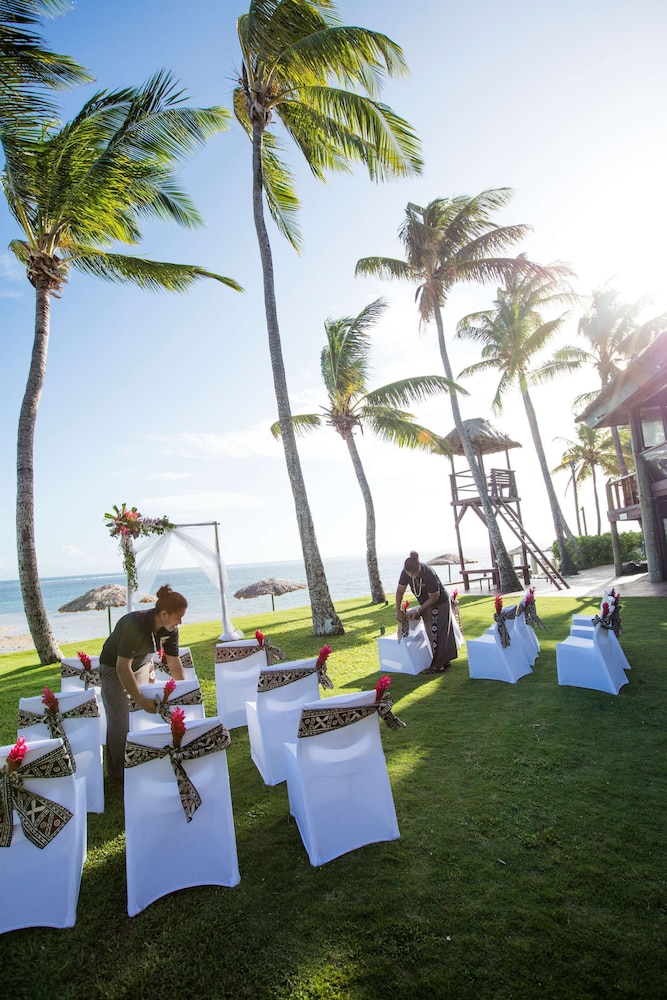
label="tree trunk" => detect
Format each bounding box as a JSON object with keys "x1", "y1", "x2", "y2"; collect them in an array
[
  {"x1": 591, "y1": 465, "x2": 602, "y2": 534},
  {"x1": 433, "y1": 307, "x2": 521, "y2": 592},
  {"x1": 611, "y1": 424, "x2": 629, "y2": 476},
  {"x1": 342, "y1": 428, "x2": 386, "y2": 603},
  {"x1": 251, "y1": 121, "x2": 343, "y2": 635},
  {"x1": 521, "y1": 387, "x2": 578, "y2": 575},
  {"x1": 16, "y1": 285, "x2": 62, "y2": 663}
]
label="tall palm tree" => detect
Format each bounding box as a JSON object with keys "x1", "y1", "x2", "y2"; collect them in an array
[
  {"x1": 553, "y1": 425, "x2": 631, "y2": 535},
  {"x1": 456, "y1": 262, "x2": 584, "y2": 575},
  {"x1": 270, "y1": 298, "x2": 457, "y2": 603},
  {"x1": 234, "y1": 0, "x2": 422, "y2": 635},
  {"x1": 575, "y1": 286, "x2": 667, "y2": 475},
  {"x1": 356, "y1": 191, "x2": 545, "y2": 593},
  {"x1": 3, "y1": 71, "x2": 241, "y2": 663},
  {"x1": 0, "y1": 0, "x2": 91, "y2": 130}
]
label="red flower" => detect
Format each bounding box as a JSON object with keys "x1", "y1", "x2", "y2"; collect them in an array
[
  {"x1": 375, "y1": 675, "x2": 391, "y2": 702},
  {"x1": 316, "y1": 645, "x2": 332, "y2": 667},
  {"x1": 158, "y1": 646, "x2": 168, "y2": 664},
  {"x1": 401, "y1": 601, "x2": 409, "y2": 612},
  {"x1": 255, "y1": 629, "x2": 265, "y2": 646},
  {"x1": 601, "y1": 601, "x2": 610, "y2": 618},
  {"x1": 451, "y1": 590, "x2": 458, "y2": 602},
  {"x1": 525, "y1": 587, "x2": 535, "y2": 604},
  {"x1": 7, "y1": 735, "x2": 28, "y2": 764},
  {"x1": 494, "y1": 593, "x2": 503, "y2": 614},
  {"x1": 77, "y1": 651, "x2": 92, "y2": 670},
  {"x1": 42, "y1": 687, "x2": 59, "y2": 713},
  {"x1": 170, "y1": 707, "x2": 186, "y2": 748},
  {"x1": 163, "y1": 678, "x2": 176, "y2": 698}
]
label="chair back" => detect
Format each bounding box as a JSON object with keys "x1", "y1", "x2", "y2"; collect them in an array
[
  {"x1": 129, "y1": 679, "x2": 205, "y2": 732},
  {"x1": 215, "y1": 639, "x2": 269, "y2": 728},
  {"x1": 124, "y1": 717, "x2": 240, "y2": 916},
  {"x1": 17, "y1": 689, "x2": 104, "y2": 813}
]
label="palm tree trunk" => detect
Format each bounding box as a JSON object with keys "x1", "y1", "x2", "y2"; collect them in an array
[
  {"x1": 591, "y1": 464, "x2": 602, "y2": 534},
  {"x1": 342, "y1": 428, "x2": 386, "y2": 603},
  {"x1": 521, "y1": 388, "x2": 578, "y2": 575},
  {"x1": 433, "y1": 307, "x2": 521, "y2": 592},
  {"x1": 16, "y1": 285, "x2": 62, "y2": 663},
  {"x1": 611, "y1": 424, "x2": 629, "y2": 476},
  {"x1": 251, "y1": 121, "x2": 343, "y2": 635}
]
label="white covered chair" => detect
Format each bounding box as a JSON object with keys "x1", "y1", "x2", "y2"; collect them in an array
[
  {"x1": 0, "y1": 736, "x2": 86, "y2": 933},
  {"x1": 469, "y1": 607, "x2": 533, "y2": 684},
  {"x1": 377, "y1": 620, "x2": 433, "y2": 675},
  {"x1": 570, "y1": 611, "x2": 631, "y2": 672},
  {"x1": 283, "y1": 690, "x2": 402, "y2": 866},
  {"x1": 124, "y1": 716, "x2": 240, "y2": 917},
  {"x1": 556, "y1": 623, "x2": 628, "y2": 694},
  {"x1": 151, "y1": 647, "x2": 198, "y2": 683},
  {"x1": 215, "y1": 639, "x2": 269, "y2": 729},
  {"x1": 129, "y1": 679, "x2": 205, "y2": 732},
  {"x1": 246, "y1": 658, "x2": 325, "y2": 786},
  {"x1": 18, "y1": 688, "x2": 104, "y2": 814},
  {"x1": 60, "y1": 655, "x2": 107, "y2": 744}
]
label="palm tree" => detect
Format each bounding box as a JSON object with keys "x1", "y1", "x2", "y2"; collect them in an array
[
  {"x1": 553, "y1": 425, "x2": 631, "y2": 535},
  {"x1": 233, "y1": 0, "x2": 422, "y2": 635},
  {"x1": 575, "y1": 286, "x2": 667, "y2": 475},
  {"x1": 0, "y1": 0, "x2": 91, "y2": 130},
  {"x1": 356, "y1": 191, "x2": 546, "y2": 593},
  {"x1": 270, "y1": 298, "x2": 457, "y2": 603},
  {"x1": 3, "y1": 71, "x2": 241, "y2": 663},
  {"x1": 456, "y1": 262, "x2": 584, "y2": 575}
]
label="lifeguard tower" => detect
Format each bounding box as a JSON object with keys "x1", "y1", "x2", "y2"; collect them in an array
[{"x1": 444, "y1": 418, "x2": 568, "y2": 592}]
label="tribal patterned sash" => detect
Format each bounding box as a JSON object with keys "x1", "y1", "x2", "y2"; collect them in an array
[
  {"x1": 610, "y1": 605, "x2": 623, "y2": 638},
  {"x1": 124, "y1": 723, "x2": 231, "y2": 822},
  {"x1": 60, "y1": 661, "x2": 101, "y2": 688},
  {"x1": 396, "y1": 618, "x2": 409, "y2": 644},
  {"x1": 257, "y1": 661, "x2": 334, "y2": 692},
  {"x1": 517, "y1": 600, "x2": 546, "y2": 631},
  {"x1": 591, "y1": 612, "x2": 614, "y2": 631},
  {"x1": 297, "y1": 695, "x2": 405, "y2": 737},
  {"x1": 129, "y1": 686, "x2": 204, "y2": 723},
  {"x1": 215, "y1": 639, "x2": 285, "y2": 665},
  {"x1": 0, "y1": 743, "x2": 75, "y2": 849},
  {"x1": 451, "y1": 597, "x2": 462, "y2": 631},
  {"x1": 153, "y1": 648, "x2": 195, "y2": 674},
  {"x1": 493, "y1": 607, "x2": 516, "y2": 649},
  {"x1": 18, "y1": 698, "x2": 100, "y2": 772}
]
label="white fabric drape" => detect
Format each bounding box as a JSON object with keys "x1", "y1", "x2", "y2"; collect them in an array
[{"x1": 130, "y1": 527, "x2": 242, "y2": 640}]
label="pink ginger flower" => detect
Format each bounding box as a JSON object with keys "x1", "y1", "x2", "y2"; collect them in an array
[
  {"x1": 375, "y1": 675, "x2": 392, "y2": 702},
  {"x1": 601, "y1": 601, "x2": 610, "y2": 618},
  {"x1": 77, "y1": 651, "x2": 92, "y2": 670},
  {"x1": 401, "y1": 600, "x2": 409, "y2": 612},
  {"x1": 163, "y1": 678, "x2": 176, "y2": 699},
  {"x1": 158, "y1": 646, "x2": 168, "y2": 664},
  {"x1": 42, "y1": 687, "x2": 59, "y2": 713},
  {"x1": 451, "y1": 590, "x2": 458, "y2": 602},
  {"x1": 170, "y1": 707, "x2": 186, "y2": 748},
  {"x1": 7, "y1": 735, "x2": 28, "y2": 764},
  {"x1": 316, "y1": 645, "x2": 332, "y2": 667},
  {"x1": 255, "y1": 629, "x2": 265, "y2": 646},
  {"x1": 494, "y1": 593, "x2": 503, "y2": 614}
]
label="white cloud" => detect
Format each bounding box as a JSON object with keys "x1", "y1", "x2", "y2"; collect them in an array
[
  {"x1": 139, "y1": 425, "x2": 280, "y2": 460},
  {"x1": 135, "y1": 491, "x2": 267, "y2": 517}
]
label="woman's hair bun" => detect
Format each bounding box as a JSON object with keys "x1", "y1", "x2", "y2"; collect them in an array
[
  {"x1": 156, "y1": 584, "x2": 173, "y2": 599},
  {"x1": 409, "y1": 550, "x2": 419, "y2": 559}
]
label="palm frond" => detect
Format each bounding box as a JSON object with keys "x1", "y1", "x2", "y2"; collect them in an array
[
  {"x1": 363, "y1": 373, "x2": 462, "y2": 408},
  {"x1": 355, "y1": 255, "x2": 414, "y2": 281},
  {"x1": 270, "y1": 412, "x2": 323, "y2": 439},
  {"x1": 68, "y1": 249, "x2": 242, "y2": 293},
  {"x1": 364, "y1": 410, "x2": 445, "y2": 452}
]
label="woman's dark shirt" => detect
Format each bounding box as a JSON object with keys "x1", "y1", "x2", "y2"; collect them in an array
[
  {"x1": 398, "y1": 564, "x2": 449, "y2": 606},
  {"x1": 99, "y1": 608, "x2": 179, "y2": 671}
]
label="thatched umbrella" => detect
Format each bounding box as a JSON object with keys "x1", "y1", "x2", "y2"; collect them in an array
[
  {"x1": 441, "y1": 417, "x2": 522, "y2": 457},
  {"x1": 58, "y1": 584, "x2": 155, "y2": 633},
  {"x1": 427, "y1": 553, "x2": 477, "y2": 582},
  {"x1": 234, "y1": 577, "x2": 307, "y2": 611}
]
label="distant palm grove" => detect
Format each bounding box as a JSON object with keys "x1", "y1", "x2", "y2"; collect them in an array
[{"x1": 1, "y1": 1, "x2": 662, "y2": 661}]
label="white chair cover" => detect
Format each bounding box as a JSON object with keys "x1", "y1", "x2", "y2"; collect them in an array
[
  {"x1": 246, "y1": 658, "x2": 321, "y2": 786},
  {"x1": 215, "y1": 640, "x2": 269, "y2": 729},
  {"x1": 377, "y1": 621, "x2": 432, "y2": 675},
  {"x1": 557, "y1": 623, "x2": 629, "y2": 694},
  {"x1": 129, "y1": 679, "x2": 206, "y2": 732},
  {"x1": 150, "y1": 646, "x2": 198, "y2": 683},
  {"x1": 0, "y1": 737, "x2": 87, "y2": 933},
  {"x1": 283, "y1": 690, "x2": 400, "y2": 866},
  {"x1": 570, "y1": 612, "x2": 631, "y2": 671},
  {"x1": 124, "y1": 717, "x2": 240, "y2": 917},
  {"x1": 18, "y1": 689, "x2": 104, "y2": 814},
  {"x1": 60, "y1": 655, "x2": 107, "y2": 745},
  {"x1": 468, "y1": 609, "x2": 533, "y2": 684}
]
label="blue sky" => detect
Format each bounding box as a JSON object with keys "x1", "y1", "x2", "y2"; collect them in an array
[{"x1": 0, "y1": 0, "x2": 665, "y2": 580}]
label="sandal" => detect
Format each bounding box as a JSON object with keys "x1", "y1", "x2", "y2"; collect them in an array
[{"x1": 421, "y1": 662, "x2": 450, "y2": 674}]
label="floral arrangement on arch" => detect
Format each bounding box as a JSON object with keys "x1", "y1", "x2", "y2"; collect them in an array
[{"x1": 104, "y1": 503, "x2": 174, "y2": 592}]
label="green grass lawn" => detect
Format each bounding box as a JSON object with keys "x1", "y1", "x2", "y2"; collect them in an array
[{"x1": 1, "y1": 594, "x2": 665, "y2": 999}]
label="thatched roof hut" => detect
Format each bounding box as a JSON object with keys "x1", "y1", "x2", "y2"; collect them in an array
[{"x1": 442, "y1": 418, "x2": 522, "y2": 457}]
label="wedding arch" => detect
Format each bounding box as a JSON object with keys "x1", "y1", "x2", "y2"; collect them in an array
[{"x1": 105, "y1": 504, "x2": 242, "y2": 640}]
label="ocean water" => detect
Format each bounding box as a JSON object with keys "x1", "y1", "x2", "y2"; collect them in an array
[{"x1": 0, "y1": 552, "x2": 476, "y2": 648}]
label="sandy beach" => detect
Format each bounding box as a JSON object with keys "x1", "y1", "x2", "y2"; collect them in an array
[{"x1": 2, "y1": 564, "x2": 662, "y2": 656}]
